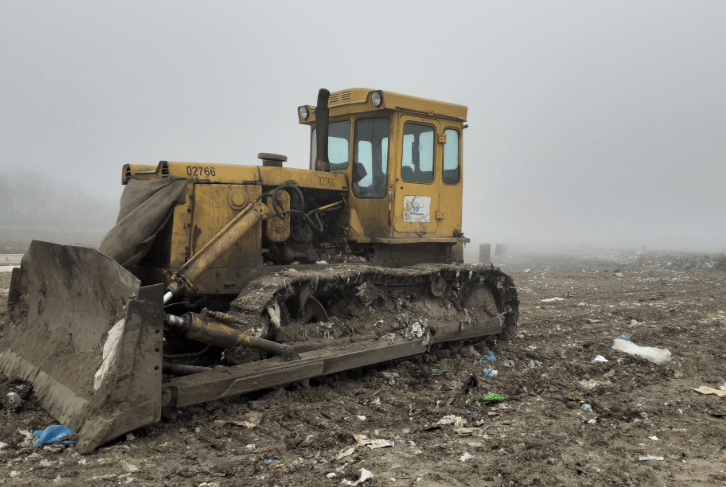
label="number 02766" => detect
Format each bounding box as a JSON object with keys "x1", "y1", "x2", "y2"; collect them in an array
[{"x1": 186, "y1": 166, "x2": 216, "y2": 177}]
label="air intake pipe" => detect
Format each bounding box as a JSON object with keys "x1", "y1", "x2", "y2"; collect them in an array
[{"x1": 315, "y1": 88, "x2": 331, "y2": 172}]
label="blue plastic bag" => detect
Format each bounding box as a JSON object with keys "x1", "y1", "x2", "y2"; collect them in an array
[{"x1": 33, "y1": 425, "x2": 73, "y2": 446}]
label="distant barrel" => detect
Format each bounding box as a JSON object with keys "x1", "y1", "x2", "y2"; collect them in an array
[{"x1": 479, "y1": 244, "x2": 491, "y2": 264}]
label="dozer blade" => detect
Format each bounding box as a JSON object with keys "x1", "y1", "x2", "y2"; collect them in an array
[{"x1": 0, "y1": 241, "x2": 164, "y2": 454}]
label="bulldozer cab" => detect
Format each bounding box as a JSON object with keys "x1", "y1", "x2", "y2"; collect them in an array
[{"x1": 299, "y1": 89, "x2": 468, "y2": 244}]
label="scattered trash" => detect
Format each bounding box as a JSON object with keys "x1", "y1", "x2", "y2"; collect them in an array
[
  {"x1": 541, "y1": 297, "x2": 565, "y2": 302},
  {"x1": 357, "y1": 415, "x2": 367, "y2": 421},
  {"x1": 432, "y1": 369, "x2": 447, "y2": 376},
  {"x1": 638, "y1": 456, "x2": 664, "y2": 461},
  {"x1": 481, "y1": 393, "x2": 505, "y2": 403},
  {"x1": 438, "y1": 415, "x2": 467, "y2": 427},
  {"x1": 582, "y1": 404, "x2": 592, "y2": 412},
  {"x1": 579, "y1": 379, "x2": 610, "y2": 389},
  {"x1": 228, "y1": 411, "x2": 263, "y2": 428},
  {"x1": 481, "y1": 352, "x2": 496, "y2": 362},
  {"x1": 617, "y1": 334, "x2": 631, "y2": 341},
  {"x1": 461, "y1": 375, "x2": 479, "y2": 394},
  {"x1": 524, "y1": 268, "x2": 532, "y2": 273},
  {"x1": 692, "y1": 386, "x2": 726, "y2": 397},
  {"x1": 246, "y1": 444, "x2": 255, "y2": 448},
  {"x1": 381, "y1": 371, "x2": 399, "y2": 385},
  {"x1": 378, "y1": 333, "x2": 396, "y2": 342},
  {"x1": 454, "y1": 428, "x2": 477, "y2": 436},
  {"x1": 615, "y1": 273, "x2": 624, "y2": 278},
  {"x1": 341, "y1": 468, "x2": 373, "y2": 486},
  {"x1": 121, "y1": 463, "x2": 140, "y2": 472},
  {"x1": 264, "y1": 459, "x2": 281, "y2": 465},
  {"x1": 407, "y1": 322, "x2": 424, "y2": 339},
  {"x1": 33, "y1": 425, "x2": 73, "y2": 446},
  {"x1": 603, "y1": 369, "x2": 616, "y2": 378},
  {"x1": 336, "y1": 446, "x2": 356, "y2": 460},
  {"x1": 459, "y1": 452, "x2": 474, "y2": 461},
  {"x1": 648, "y1": 435, "x2": 659, "y2": 441},
  {"x1": 353, "y1": 434, "x2": 393, "y2": 448},
  {"x1": 354, "y1": 435, "x2": 370, "y2": 446},
  {"x1": 368, "y1": 439, "x2": 394, "y2": 449},
  {"x1": 611, "y1": 338, "x2": 671, "y2": 364},
  {"x1": 2, "y1": 392, "x2": 22, "y2": 410},
  {"x1": 592, "y1": 355, "x2": 608, "y2": 363},
  {"x1": 482, "y1": 368, "x2": 498, "y2": 377}
]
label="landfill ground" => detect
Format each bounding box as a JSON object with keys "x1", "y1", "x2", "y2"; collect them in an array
[{"x1": 1, "y1": 250, "x2": 726, "y2": 486}]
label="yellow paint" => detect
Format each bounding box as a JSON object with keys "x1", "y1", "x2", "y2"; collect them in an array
[
  {"x1": 121, "y1": 88, "x2": 470, "y2": 294},
  {"x1": 300, "y1": 89, "x2": 466, "y2": 242}
]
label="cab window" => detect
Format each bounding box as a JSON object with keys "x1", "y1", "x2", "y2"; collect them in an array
[
  {"x1": 311, "y1": 120, "x2": 351, "y2": 170},
  {"x1": 443, "y1": 129, "x2": 460, "y2": 184},
  {"x1": 353, "y1": 118, "x2": 389, "y2": 198},
  {"x1": 401, "y1": 123, "x2": 434, "y2": 183}
]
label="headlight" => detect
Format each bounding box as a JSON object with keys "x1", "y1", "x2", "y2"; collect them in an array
[
  {"x1": 371, "y1": 91, "x2": 382, "y2": 107},
  {"x1": 298, "y1": 106, "x2": 309, "y2": 120}
]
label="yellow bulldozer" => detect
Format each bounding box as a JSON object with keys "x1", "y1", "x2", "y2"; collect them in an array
[{"x1": 1, "y1": 88, "x2": 518, "y2": 453}]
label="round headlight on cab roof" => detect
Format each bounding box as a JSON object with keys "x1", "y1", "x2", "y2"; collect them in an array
[
  {"x1": 298, "y1": 106, "x2": 309, "y2": 120},
  {"x1": 371, "y1": 91, "x2": 382, "y2": 107}
]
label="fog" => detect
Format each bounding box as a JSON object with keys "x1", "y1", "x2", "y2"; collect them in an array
[{"x1": 1, "y1": 1, "x2": 724, "y2": 252}]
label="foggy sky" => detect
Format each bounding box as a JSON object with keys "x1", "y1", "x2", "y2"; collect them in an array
[{"x1": 1, "y1": 1, "x2": 725, "y2": 252}]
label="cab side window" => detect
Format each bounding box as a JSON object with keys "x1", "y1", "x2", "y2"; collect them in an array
[
  {"x1": 443, "y1": 129, "x2": 460, "y2": 184},
  {"x1": 401, "y1": 123, "x2": 434, "y2": 183},
  {"x1": 311, "y1": 120, "x2": 351, "y2": 170},
  {"x1": 353, "y1": 118, "x2": 389, "y2": 198}
]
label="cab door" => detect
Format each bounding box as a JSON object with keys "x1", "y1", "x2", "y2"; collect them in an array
[{"x1": 393, "y1": 116, "x2": 440, "y2": 235}]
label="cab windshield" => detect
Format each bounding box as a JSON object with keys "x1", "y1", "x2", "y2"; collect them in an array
[{"x1": 353, "y1": 118, "x2": 389, "y2": 198}]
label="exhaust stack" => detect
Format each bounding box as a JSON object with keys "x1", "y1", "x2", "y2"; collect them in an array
[{"x1": 315, "y1": 88, "x2": 330, "y2": 172}]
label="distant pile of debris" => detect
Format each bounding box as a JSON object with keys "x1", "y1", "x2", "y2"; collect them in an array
[{"x1": 595, "y1": 250, "x2": 726, "y2": 272}]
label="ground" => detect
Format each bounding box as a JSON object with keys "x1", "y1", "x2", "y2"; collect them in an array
[{"x1": 1, "y1": 251, "x2": 725, "y2": 486}]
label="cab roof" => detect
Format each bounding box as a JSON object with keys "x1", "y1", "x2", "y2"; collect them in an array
[{"x1": 299, "y1": 88, "x2": 468, "y2": 123}]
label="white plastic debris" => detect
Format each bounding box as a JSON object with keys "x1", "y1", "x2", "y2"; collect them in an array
[
  {"x1": 335, "y1": 446, "x2": 356, "y2": 461},
  {"x1": 611, "y1": 338, "x2": 671, "y2": 364},
  {"x1": 648, "y1": 435, "x2": 659, "y2": 441},
  {"x1": 438, "y1": 415, "x2": 467, "y2": 427},
  {"x1": 592, "y1": 355, "x2": 608, "y2": 363},
  {"x1": 638, "y1": 456, "x2": 664, "y2": 461},
  {"x1": 341, "y1": 468, "x2": 373, "y2": 485},
  {"x1": 459, "y1": 452, "x2": 474, "y2": 461},
  {"x1": 541, "y1": 297, "x2": 565, "y2": 303}
]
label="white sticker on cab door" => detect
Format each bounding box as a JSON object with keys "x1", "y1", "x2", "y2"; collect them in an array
[{"x1": 403, "y1": 196, "x2": 431, "y2": 223}]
